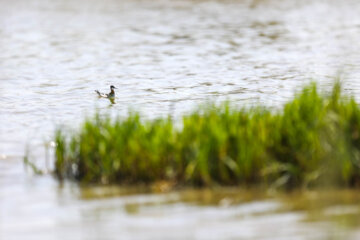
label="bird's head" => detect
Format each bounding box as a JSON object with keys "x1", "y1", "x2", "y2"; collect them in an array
[{"x1": 110, "y1": 85, "x2": 117, "y2": 90}]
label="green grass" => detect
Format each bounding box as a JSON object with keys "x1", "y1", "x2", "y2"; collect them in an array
[{"x1": 54, "y1": 82, "x2": 360, "y2": 189}]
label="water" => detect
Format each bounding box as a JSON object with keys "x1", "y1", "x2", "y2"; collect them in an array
[{"x1": 2, "y1": 0, "x2": 360, "y2": 238}]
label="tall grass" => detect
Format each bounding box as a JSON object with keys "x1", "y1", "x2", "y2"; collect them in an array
[{"x1": 55, "y1": 82, "x2": 360, "y2": 188}]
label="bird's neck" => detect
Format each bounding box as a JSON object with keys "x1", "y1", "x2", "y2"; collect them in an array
[{"x1": 110, "y1": 89, "x2": 115, "y2": 94}]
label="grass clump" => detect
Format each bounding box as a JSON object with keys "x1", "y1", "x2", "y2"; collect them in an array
[{"x1": 55, "y1": 82, "x2": 360, "y2": 189}]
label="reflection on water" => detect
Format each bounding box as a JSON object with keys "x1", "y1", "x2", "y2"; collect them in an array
[
  {"x1": 2, "y1": 172, "x2": 360, "y2": 240},
  {"x1": 2, "y1": 0, "x2": 360, "y2": 238}
]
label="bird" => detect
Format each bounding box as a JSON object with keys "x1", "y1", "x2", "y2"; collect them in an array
[{"x1": 95, "y1": 85, "x2": 117, "y2": 99}]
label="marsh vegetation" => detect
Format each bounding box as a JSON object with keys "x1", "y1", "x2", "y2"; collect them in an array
[{"x1": 55, "y1": 82, "x2": 360, "y2": 189}]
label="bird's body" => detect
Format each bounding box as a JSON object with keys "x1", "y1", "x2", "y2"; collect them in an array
[{"x1": 95, "y1": 85, "x2": 117, "y2": 99}]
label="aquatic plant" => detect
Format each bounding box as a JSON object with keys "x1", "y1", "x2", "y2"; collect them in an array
[{"x1": 54, "y1": 82, "x2": 360, "y2": 189}]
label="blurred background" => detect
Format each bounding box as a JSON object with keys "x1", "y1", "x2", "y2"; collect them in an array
[{"x1": 1, "y1": 0, "x2": 360, "y2": 239}]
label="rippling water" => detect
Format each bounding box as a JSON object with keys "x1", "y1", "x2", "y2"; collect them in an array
[{"x1": 2, "y1": 0, "x2": 360, "y2": 239}]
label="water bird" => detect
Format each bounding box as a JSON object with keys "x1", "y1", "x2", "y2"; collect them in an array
[{"x1": 95, "y1": 85, "x2": 117, "y2": 99}]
